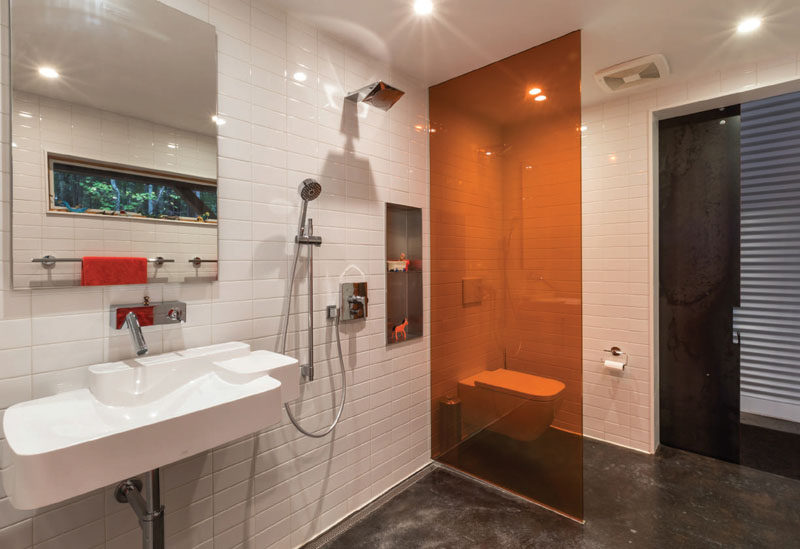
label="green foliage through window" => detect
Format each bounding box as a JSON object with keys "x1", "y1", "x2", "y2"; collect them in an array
[{"x1": 50, "y1": 159, "x2": 217, "y2": 223}]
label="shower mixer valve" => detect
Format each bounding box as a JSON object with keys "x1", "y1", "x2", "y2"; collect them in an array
[{"x1": 340, "y1": 282, "x2": 368, "y2": 321}]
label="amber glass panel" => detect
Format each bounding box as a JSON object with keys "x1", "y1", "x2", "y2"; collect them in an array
[{"x1": 430, "y1": 31, "x2": 583, "y2": 519}]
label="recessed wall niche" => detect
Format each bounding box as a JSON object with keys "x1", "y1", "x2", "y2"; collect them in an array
[{"x1": 386, "y1": 203, "x2": 423, "y2": 345}]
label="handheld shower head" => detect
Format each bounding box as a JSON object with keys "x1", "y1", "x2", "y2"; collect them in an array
[
  {"x1": 297, "y1": 179, "x2": 322, "y2": 236},
  {"x1": 299, "y1": 179, "x2": 322, "y2": 202}
]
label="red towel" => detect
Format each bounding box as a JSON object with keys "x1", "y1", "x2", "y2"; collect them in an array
[{"x1": 81, "y1": 257, "x2": 148, "y2": 286}]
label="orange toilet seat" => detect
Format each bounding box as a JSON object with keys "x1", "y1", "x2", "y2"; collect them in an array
[
  {"x1": 470, "y1": 369, "x2": 565, "y2": 401},
  {"x1": 458, "y1": 369, "x2": 566, "y2": 442}
]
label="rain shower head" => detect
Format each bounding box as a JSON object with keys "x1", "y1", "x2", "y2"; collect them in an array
[
  {"x1": 345, "y1": 81, "x2": 405, "y2": 111},
  {"x1": 299, "y1": 178, "x2": 322, "y2": 201}
]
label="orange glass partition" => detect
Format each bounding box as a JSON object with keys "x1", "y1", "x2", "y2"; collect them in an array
[{"x1": 430, "y1": 31, "x2": 583, "y2": 519}]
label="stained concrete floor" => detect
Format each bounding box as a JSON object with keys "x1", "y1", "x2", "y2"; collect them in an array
[{"x1": 315, "y1": 439, "x2": 800, "y2": 548}]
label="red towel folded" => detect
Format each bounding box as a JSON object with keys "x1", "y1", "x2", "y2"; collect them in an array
[{"x1": 81, "y1": 257, "x2": 148, "y2": 286}]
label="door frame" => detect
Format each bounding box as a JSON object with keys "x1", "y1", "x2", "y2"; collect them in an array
[{"x1": 647, "y1": 78, "x2": 800, "y2": 452}]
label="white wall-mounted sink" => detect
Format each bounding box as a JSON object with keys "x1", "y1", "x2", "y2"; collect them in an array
[{"x1": 2, "y1": 342, "x2": 298, "y2": 510}]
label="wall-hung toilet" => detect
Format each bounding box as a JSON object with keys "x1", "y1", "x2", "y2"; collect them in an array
[{"x1": 458, "y1": 369, "x2": 565, "y2": 442}]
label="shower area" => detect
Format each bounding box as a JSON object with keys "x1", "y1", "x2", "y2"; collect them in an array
[{"x1": 429, "y1": 31, "x2": 583, "y2": 519}]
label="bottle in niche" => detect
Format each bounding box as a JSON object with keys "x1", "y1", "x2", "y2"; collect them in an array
[{"x1": 387, "y1": 252, "x2": 410, "y2": 272}]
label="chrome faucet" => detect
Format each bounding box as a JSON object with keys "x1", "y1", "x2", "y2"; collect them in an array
[
  {"x1": 113, "y1": 297, "x2": 187, "y2": 357},
  {"x1": 125, "y1": 311, "x2": 148, "y2": 356}
]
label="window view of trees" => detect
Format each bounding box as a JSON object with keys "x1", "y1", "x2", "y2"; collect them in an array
[{"x1": 51, "y1": 161, "x2": 217, "y2": 222}]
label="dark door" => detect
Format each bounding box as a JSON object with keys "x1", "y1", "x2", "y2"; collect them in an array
[{"x1": 658, "y1": 106, "x2": 741, "y2": 463}]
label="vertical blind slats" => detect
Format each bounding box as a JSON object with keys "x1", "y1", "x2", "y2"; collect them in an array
[{"x1": 735, "y1": 91, "x2": 800, "y2": 420}]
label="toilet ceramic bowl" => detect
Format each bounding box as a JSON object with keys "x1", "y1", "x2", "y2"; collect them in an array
[{"x1": 458, "y1": 368, "x2": 565, "y2": 442}]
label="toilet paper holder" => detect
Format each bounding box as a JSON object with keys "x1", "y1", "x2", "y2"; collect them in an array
[{"x1": 602, "y1": 346, "x2": 628, "y2": 368}]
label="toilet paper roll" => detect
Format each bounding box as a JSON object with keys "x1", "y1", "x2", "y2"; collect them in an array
[{"x1": 604, "y1": 359, "x2": 625, "y2": 371}]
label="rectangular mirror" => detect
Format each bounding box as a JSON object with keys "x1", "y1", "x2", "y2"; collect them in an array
[{"x1": 10, "y1": 0, "x2": 218, "y2": 288}]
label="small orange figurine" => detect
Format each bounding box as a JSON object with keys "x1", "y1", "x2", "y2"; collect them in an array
[{"x1": 391, "y1": 318, "x2": 409, "y2": 342}]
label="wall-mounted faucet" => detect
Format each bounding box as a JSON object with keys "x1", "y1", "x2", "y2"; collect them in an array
[
  {"x1": 125, "y1": 312, "x2": 148, "y2": 356},
  {"x1": 113, "y1": 296, "x2": 187, "y2": 356}
]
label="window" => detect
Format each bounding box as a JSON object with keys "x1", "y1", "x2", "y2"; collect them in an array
[{"x1": 48, "y1": 154, "x2": 217, "y2": 223}]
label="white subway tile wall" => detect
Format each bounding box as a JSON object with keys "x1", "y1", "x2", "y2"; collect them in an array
[
  {"x1": 582, "y1": 52, "x2": 800, "y2": 452},
  {"x1": 0, "y1": 1, "x2": 430, "y2": 548},
  {"x1": 11, "y1": 92, "x2": 219, "y2": 287},
  {"x1": 3, "y1": 0, "x2": 798, "y2": 545}
]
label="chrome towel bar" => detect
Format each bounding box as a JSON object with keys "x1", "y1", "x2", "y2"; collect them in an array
[
  {"x1": 188, "y1": 257, "x2": 219, "y2": 267},
  {"x1": 32, "y1": 255, "x2": 175, "y2": 268}
]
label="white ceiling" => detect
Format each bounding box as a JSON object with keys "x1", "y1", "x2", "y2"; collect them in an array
[
  {"x1": 12, "y1": 0, "x2": 217, "y2": 135},
  {"x1": 265, "y1": 0, "x2": 800, "y2": 106}
]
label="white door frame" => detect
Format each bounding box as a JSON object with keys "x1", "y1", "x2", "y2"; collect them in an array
[{"x1": 646, "y1": 78, "x2": 800, "y2": 452}]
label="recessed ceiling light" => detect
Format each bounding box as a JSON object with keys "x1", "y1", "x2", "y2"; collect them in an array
[
  {"x1": 38, "y1": 66, "x2": 59, "y2": 79},
  {"x1": 528, "y1": 87, "x2": 542, "y2": 96},
  {"x1": 293, "y1": 71, "x2": 307, "y2": 82},
  {"x1": 579, "y1": 125, "x2": 588, "y2": 132},
  {"x1": 167, "y1": 143, "x2": 178, "y2": 149},
  {"x1": 534, "y1": 95, "x2": 547, "y2": 102},
  {"x1": 737, "y1": 17, "x2": 762, "y2": 33},
  {"x1": 212, "y1": 115, "x2": 226, "y2": 126},
  {"x1": 413, "y1": 0, "x2": 433, "y2": 15}
]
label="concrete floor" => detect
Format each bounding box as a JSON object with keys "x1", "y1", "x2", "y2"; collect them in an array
[{"x1": 313, "y1": 439, "x2": 800, "y2": 548}]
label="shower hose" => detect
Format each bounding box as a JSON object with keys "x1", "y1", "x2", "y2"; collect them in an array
[{"x1": 280, "y1": 235, "x2": 347, "y2": 438}]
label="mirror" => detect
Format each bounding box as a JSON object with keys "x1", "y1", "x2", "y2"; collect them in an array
[{"x1": 10, "y1": 0, "x2": 219, "y2": 288}]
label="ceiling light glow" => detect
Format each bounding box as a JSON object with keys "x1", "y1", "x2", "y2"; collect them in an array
[
  {"x1": 413, "y1": 0, "x2": 433, "y2": 15},
  {"x1": 737, "y1": 17, "x2": 761, "y2": 33},
  {"x1": 534, "y1": 95, "x2": 547, "y2": 102},
  {"x1": 38, "y1": 66, "x2": 59, "y2": 79},
  {"x1": 212, "y1": 115, "x2": 226, "y2": 126},
  {"x1": 293, "y1": 71, "x2": 307, "y2": 82},
  {"x1": 528, "y1": 87, "x2": 542, "y2": 96},
  {"x1": 580, "y1": 125, "x2": 588, "y2": 132}
]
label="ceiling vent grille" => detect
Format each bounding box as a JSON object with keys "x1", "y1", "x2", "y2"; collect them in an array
[{"x1": 594, "y1": 54, "x2": 669, "y2": 93}]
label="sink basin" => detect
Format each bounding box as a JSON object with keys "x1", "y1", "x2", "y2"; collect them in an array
[{"x1": 2, "y1": 342, "x2": 298, "y2": 510}]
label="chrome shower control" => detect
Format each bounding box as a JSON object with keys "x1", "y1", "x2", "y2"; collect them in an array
[
  {"x1": 340, "y1": 282, "x2": 368, "y2": 321},
  {"x1": 326, "y1": 305, "x2": 338, "y2": 320},
  {"x1": 167, "y1": 308, "x2": 183, "y2": 321}
]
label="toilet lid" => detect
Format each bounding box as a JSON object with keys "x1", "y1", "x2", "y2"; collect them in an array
[{"x1": 473, "y1": 369, "x2": 565, "y2": 401}]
